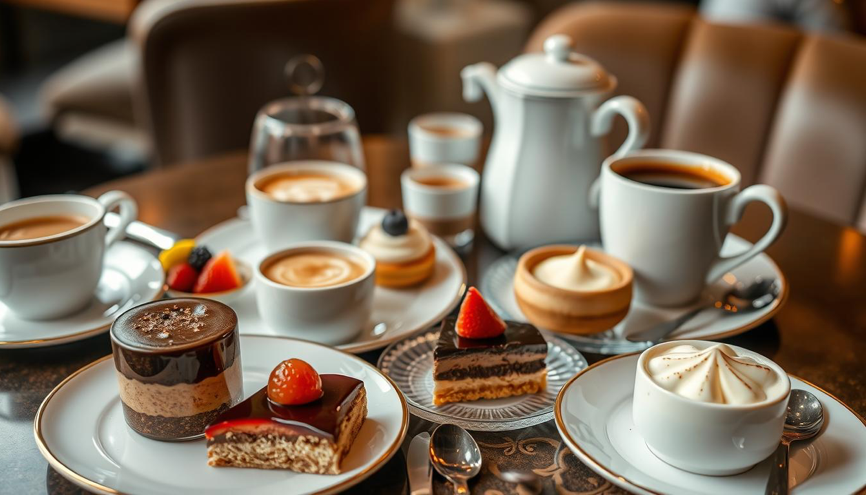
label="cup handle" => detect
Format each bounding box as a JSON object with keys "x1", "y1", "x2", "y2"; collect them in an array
[
  {"x1": 706, "y1": 184, "x2": 787, "y2": 283},
  {"x1": 98, "y1": 191, "x2": 138, "y2": 248},
  {"x1": 591, "y1": 95, "x2": 650, "y2": 159}
]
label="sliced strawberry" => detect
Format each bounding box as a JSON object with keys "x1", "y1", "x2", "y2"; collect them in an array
[
  {"x1": 268, "y1": 359, "x2": 323, "y2": 406},
  {"x1": 193, "y1": 250, "x2": 242, "y2": 294},
  {"x1": 167, "y1": 262, "x2": 198, "y2": 292},
  {"x1": 455, "y1": 287, "x2": 506, "y2": 339}
]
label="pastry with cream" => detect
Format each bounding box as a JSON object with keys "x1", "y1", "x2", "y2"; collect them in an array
[
  {"x1": 514, "y1": 245, "x2": 633, "y2": 334},
  {"x1": 360, "y1": 209, "x2": 436, "y2": 288}
]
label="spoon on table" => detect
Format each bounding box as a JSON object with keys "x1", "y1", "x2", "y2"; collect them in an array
[
  {"x1": 627, "y1": 277, "x2": 780, "y2": 343},
  {"x1": 765, "y1": 389, "x2": 824, "y2": 494},
  {"x1": 430, "y1": 424, "x2": 482, "y2": 495}
]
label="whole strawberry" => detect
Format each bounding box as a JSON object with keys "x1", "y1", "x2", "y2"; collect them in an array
[{"x1": 455, "y1": 287, "x2": 507, "y2": 339}]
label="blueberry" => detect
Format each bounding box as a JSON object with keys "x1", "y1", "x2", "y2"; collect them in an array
[
  {"x1": 187, "y1": 246, "x2": 212, "y2": 271},
  {"x1": 382, "y1": 209, "x2": 409, "y2": 236}
]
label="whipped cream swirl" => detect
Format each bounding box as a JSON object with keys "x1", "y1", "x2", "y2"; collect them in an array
[
  {"x1": 647, "y1": 344, "x2": 783, "y2": 405},
  {"x1": 360, "y1": 219, "x2": 432, "y2": 263},
  {"x1": 532, "y1": 245, "x2": 620, "y2": 291}
]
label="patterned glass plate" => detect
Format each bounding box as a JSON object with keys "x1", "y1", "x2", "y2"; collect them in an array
[{"x1": 377, "y1": 329, "x2": 587, "y2": 431}]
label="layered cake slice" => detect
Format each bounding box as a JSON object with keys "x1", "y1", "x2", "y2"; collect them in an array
[
  {"x1": 205, "y1": 359, "x2": 366, "y2": 475},
  {"x1": 433, "y1": 287, "x2": 548, "y2": 405}
]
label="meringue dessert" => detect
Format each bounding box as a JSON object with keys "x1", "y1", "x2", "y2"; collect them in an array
[
  {"x1": 514, "y1": 245, "x2": 632, "y2": 335},
  {"x1": 646, "y1": 343, "x2": 787, "y2": 405},
  {"x1": 360, "y1": 209, "x2": 436, "y2": 288}
]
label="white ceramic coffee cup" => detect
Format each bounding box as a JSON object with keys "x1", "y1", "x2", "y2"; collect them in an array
[
  {"x1": 598, "y1": 150, "x2": 787, "y2": 306},
  {"x1": 254, "y1": 241, "x2": 375, "y2": 345},
  {"x1": 408, "y1": 112, "x2": 483, "y2": 168},
  {"x1": 246, "y1": 161, "x2": 367, "y2": 252},
  {"x1": 0, "y1": 192, "x2": 137, "y2": 320},
  {"x1": 401, "y1": 164, "x2": 480, "y2": 247},
  {"x1": 633, "y1": 340, "x2": 791, "y2": 476}
]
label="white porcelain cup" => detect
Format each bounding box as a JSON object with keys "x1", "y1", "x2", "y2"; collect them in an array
[
  {"x1": 633, "y1": 340, "x2": 791, "y2": 476},
  {"x1": 0, "y1": 192, "x2": 137, "y2": 320},
  {"x1": 408, "y1": 112, "x2": 483, "y2": 168},
  {"x1": 401, "y1": 164, "x2": 480, "y2": 248},
  {"x1": 598, "y1": 150, "x2": 787, "y2": 306},
  {"x1": 254, "y1": 242, "x2": 375, "y2": 345},
  {"x1": 246, "y1": 161, "x2": 367, "y2": 252}
]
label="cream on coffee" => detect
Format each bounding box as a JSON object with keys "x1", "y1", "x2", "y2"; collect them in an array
[
  {"x1": 0, "y1": 214, "x2": 89, "y2": 241},
  {"x1": 262, "y1": 251, "x2": 367, "y2": 288},
  {"x1": 412, "y1": 175, "x2": 468, "y2": 189},
  {"x1": 258, "y1": 173, "x2": 358, "y2": 203}
]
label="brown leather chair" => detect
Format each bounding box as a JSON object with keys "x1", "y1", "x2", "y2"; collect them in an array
[
  {"x1": 527, "y1": 2, "x2": 865, "y2": 229},
  {"x1": 130, "y1": 0, "x2": 395, "y2": 167}
]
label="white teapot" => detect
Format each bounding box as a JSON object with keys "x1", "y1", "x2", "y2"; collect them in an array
[{"x1": 462, "y1": 34, "x2": 650, "y2": 250}]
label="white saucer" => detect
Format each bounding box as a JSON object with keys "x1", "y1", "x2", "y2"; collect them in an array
[
  {"x1": 35, "y1": 334, "x2": 409, "y2": 494},
  {"x1": 0, "y1": 241, "x2": 165, "y2": 349},
  {"x1": 555, "y1": 353, "x2": 866, "y2": 495},
  {"x1": 196, "y1": 207, "x2": 467, "y2": 354},
  {"x1": 482, "y1": 235, "x2": 788, "y2": 354}
]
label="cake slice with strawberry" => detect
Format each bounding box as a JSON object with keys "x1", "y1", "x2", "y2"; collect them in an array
[{"x1": 432, "y1": 287, "x2": 548, "y2": 405}]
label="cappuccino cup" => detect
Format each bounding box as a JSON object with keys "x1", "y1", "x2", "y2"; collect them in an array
[
  {"x1": 246, "y1": 161, "x2": 367, "y2": 252},
  {"x1": 401, "y1": 163, "x2": 480, "y2": 249},
  {"x1": 598, "y1": 150, "x2": 787, "y2": 306},
  {"x1": 408, "y1": 112, "x2": 482, "y2": 168},
  {"x1": 254, "y1": 242, "x2": 375, "y2": 345},
  {"x1": 0, "y1": 192, "x2": 137, "y2": 320}
]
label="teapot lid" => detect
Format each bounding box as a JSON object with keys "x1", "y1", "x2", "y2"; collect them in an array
[{"x1": 500, "y1": 35, "x2": 614, "y2": 97}]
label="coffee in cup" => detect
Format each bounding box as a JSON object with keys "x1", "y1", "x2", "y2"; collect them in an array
[
  {"x1": 401, "y1": 164, "x2": 480, "y2": 249},
  {"x1": 246, "y1": 161, "x2": 367, "y2": 252},
  {"x1": 0, "y1": 192, "x2": 137, "y2": 320},
  {"x1": 408, "y1": 112, "x2": 483, "y2": 168},
  {"x1": 254, "y1": 242, "x2": 375, "y2": 345},
  {"x1": 598, "y1": 150, "x2": 786, "y2": 307},
  {"x1": 0, "y1": 214, "x2": 90, "y2": 241}
]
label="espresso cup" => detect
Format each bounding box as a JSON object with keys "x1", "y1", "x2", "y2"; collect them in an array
[
  {"x1": 408, "y1": 112, "x2": 482, "y2": 168},
  {"x1": 401, "y1": 164, "x2": 480, "y2": 249},
  {"x1": 0, "y1": 192, "x2": 137, "y2": 320},
  {"x1": 254, "y1": 241, "x2": 375, "y2": 345},
  {"x1": 246, "y1": 161, "x2": 367, "y2": 252},
  {"x1": 598, "y1": 150, "x2": 787, "y2": 306},
  {"x1": 633, "y1": 340, "x2": 790, "y2": 475}
]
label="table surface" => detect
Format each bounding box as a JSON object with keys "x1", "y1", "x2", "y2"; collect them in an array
[{"x1": 1, "y1": 136, "x2": 864, "y2": 495}]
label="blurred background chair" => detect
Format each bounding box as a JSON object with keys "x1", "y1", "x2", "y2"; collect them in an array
[
  {"x1": 527, "y1": 1, "x2": 865, "y2": 230},
  {"x1": 0, "y1": 94, "x2": 20, "y2": 203}
]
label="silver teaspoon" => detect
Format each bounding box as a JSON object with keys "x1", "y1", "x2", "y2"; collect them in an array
[
  {"x1": 627, "y1": 277, "x2": 780, "y2": 343},
  {"x1": 765, "y1": 389, "x2": 824, "y2": 494},
  {"x1": 430, "y1": 424, "x2": 482, "y2": 495}
]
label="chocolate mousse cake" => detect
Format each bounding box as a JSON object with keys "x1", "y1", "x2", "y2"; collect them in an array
[
  {"x1": 110, "y1": 298, "x2": 243, "y2": 441},
  {"x1": 433, "y1": 317, "x2": 548, "y2": 405},
  {"x1": 205, "y1": 374, "x2": 367, "y2": 474}
]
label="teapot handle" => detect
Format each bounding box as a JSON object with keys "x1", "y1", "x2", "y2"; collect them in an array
[{"x1": 591, "y1": 96, "x2": 650, "y2": 159}]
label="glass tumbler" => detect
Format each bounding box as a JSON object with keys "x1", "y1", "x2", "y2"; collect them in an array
[{"x1": 248, "y1": 96, "x2": 365, "y2": 175}]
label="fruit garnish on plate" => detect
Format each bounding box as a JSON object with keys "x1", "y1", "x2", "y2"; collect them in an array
[
  {"x1": 160, "y1": 240, "x2": 243, "y2": 294},
  {"x1": 204, "y1": 359, "x2": 368, "y2": 474},
  {"x1": 455, "y1": 286, "x2": 507, "y2": 339}
]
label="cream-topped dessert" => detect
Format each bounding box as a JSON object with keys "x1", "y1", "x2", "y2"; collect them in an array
[
  {"x1": 360, "y1": 217, "x2": 432, "y2": 264},
  {"x1": 532, "y1": 245, "x2": 620, "y2": 291},
  {"x1": 646, "y1": 343, "x2": 786, "y2": 405}
]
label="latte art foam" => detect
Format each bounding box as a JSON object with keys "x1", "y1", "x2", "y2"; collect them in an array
[
  {"x1": 263, "y1": 252, "x2": 367, "y2": 288},
  {"x1": 258, "y1": 173, "x2": 357, "y2": 203}
]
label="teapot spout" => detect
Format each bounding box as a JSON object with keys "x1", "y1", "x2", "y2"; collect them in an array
[{"x1": 461, "y1": 62, "x2": 500, "y2": 117}]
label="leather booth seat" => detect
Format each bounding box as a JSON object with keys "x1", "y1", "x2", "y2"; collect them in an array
[{"x1": 527, "y1": 2, "x2": 865, "y2": 230}]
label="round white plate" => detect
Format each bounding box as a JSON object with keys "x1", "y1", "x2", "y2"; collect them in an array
[
  {"x1": 0, "y1": 241, "x2": 165, "y2": 349},
  {"x1": 35, "y1": 335, "x2": 409, "y2": 494},
  {"x1": 196, "y1": 207, "x2": 467, "y2": 354},
  {"x1": 482, "y1": 235, "x2": 788, "y2": 354},
  {"x1": 378, "y1": 328, "x2": 587, "y2": 431},
  {"x1": 555, "y1": 353, "x2": 866, "y2": 495}
]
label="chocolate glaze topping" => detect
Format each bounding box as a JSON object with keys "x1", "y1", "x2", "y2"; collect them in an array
[
  {"x1": 207, "y1": 374, "x2": 363, "y2": 441},
  {"x1": 434, "y1": 317, "x2": 548, "y2": 360}
]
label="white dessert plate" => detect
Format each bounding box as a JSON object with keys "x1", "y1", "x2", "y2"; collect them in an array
[
  {"x1": 196, "y1": 207, "x2": 467, "y2": 354},
  {"x1": 555, "y1": 353, "x2": 866, "y2": 495},
  {"x1": 378, "y1": 328, "x2": 587, "y2": 431},
  {"x1": 35, "y1": 334, "x2": 409, "y2": 495},
  {"x1": 0, "y1": 241, "x2": 165, "y2": 349},
  {"x1": 482, "y1": 235, "x2": 788, "y2": 354}
]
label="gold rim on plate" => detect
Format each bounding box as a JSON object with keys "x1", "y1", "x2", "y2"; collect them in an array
[
  {"x1": 33, "y1": 335, "x2": 409, "y2": 495},
  {"x1": 554, "y1": 352, "x2": 866, "y2": 495}
]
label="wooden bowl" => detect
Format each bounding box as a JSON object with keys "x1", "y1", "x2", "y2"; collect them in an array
[{"x1": 514, "y1": 245, "x2": 633, "y2": 335}]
